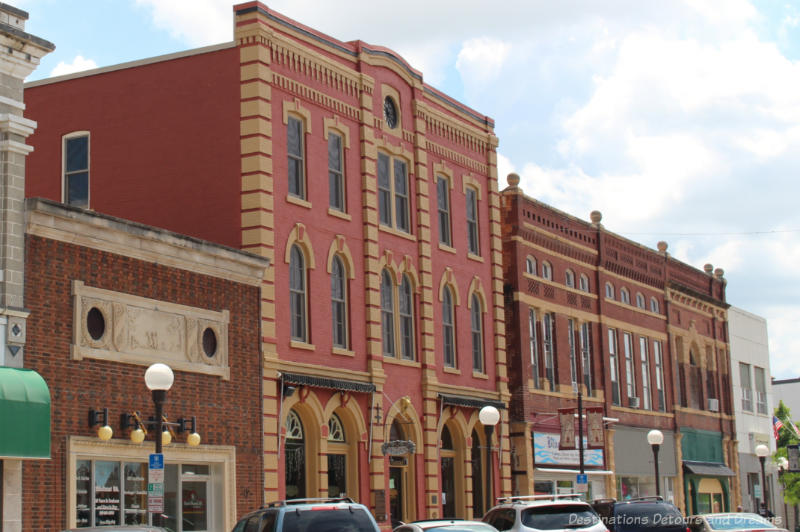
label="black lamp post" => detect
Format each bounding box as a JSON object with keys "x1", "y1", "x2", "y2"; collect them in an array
[
  {"x1": 144, "y1": 363, "x2": 174, "y2": 526},
  {"x1": 479, "y1": 405, "x2": 500, "y2": 511},
  {"x1": 756, "y1": 444, "x2": 770, "y2": 516},
  {"x1": 647, "y1": 429, "x2": 664, "y2": 497}
]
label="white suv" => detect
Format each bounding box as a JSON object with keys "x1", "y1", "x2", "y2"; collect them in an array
[{"x1": 483, "y1": 494, "x2": 608, "y2": 532}]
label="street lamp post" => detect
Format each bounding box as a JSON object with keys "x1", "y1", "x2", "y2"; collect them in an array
[
  {"x1": 778, "y1": 457, "x2": 789, "y2": 527},
  {"x1": 479, "y1": 405, "x2": 500, "y2": 510},
  {"x1": 756, "y1": 444, "x2": 770, "y2": 516},
  {"x1": 144, "y1": 363, "x2": 174, "y2": 526},
  {"x1": 647, "y1": 429, "x2": 664, "y2": 497}
]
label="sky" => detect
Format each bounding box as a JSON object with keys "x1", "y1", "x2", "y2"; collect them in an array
[{"x1": 17, "y1": 0, "x2": 800, "y2": 379}]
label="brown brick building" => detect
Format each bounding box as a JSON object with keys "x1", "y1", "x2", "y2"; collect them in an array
[
  {"x1": 23, "y1": 198, "x2": 269, "y2": 531},
  {"x1": 501, "y1": 174, "x2": 737, "y2": 514}
]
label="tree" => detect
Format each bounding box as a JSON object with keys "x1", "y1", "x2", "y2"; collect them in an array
[{"x1": 774, "y1": 401, "x2": 800, "y2": 506}]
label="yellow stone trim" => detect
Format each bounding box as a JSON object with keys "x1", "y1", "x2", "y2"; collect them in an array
[
  {"x1": 285, "y1": 194, "x2": 312, "y2": 209},
  {"x1": 443, "y1": 366, "x2": 461, "y2": 375},
  {"x1": 467, "y1": 252, "x2": 484, "y2": 263},
  {"x1": 515, "y1": 291, "x2": 606, "y2": 327},
  {"x1": 383, "y1": 356, "x2": 422, "y2": 369},
  {"x1": 326, "y1": 235, "x2": 356, "y2": 280},
  {"x1": 327, "y1": 208, "x2": 351, "y2": 221},
  {"x1": 281, "y1": 98, "x2": 312, "y2": 132},
  {"x1": 432, "y1": 161, "x2": 455, "y2": 187},
  {"x1": 437, "y1": 268, "x2": 462, "y2": 305},
  {"x1": 472, "y1": 371, "x2": 489, "y2": 380},
  {"x1": 283, "y1": 222, "x2": 316, "y2": 269},
  {"x1": 520, "y1": 222, "x2": 599, "y2": 257},
  {"x1": 461, "y1": 174, "x2": 483, "y2": 200},
  {"x1": 289, "y1": 340, "x2": 316, "y2": 351},
  {"x1": 378, "y1": 224, "x2": 416, "y2": 242},
  {"x1": 438, "y1": 243, "x2": 457, "y2": 254},
  {"x1": 323, "y1": 115, "x2": 352, "y2": 148},
  {"x1": 380, "y1": 84, "x2": 403, "y2": 137},
  {"x1": 598, "y1": 315, "x2": 668, "y2": 341},
  {"x1": 467, "y1": 276, "x2": 488, "y2": 312}
]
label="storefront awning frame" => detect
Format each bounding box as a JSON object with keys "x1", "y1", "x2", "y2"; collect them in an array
[
  {"x1": 0, "y1": 366, "x2": 51, "y2": 459},
  {"x1": 683, "y1": 460, "x2": 736, "y2": 477}
]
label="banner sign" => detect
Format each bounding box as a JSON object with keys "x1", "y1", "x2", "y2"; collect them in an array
[
  {"x1": 586, "y1": 407, "x2": 605, "y2": 449},
  {"x1": 534, "y1": 432, "x2": 604, "y2": 466},
  {"x1": 558, "y1": 408, "x2": 576, "y2": 450}
]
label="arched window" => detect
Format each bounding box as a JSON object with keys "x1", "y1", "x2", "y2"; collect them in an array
[
  {"x1": 381, "y1": 270, "x2": 395, "y2": 357},
  {"x1": 290, "y1": 245, "x2": 308, "y2": 342},
  {"x1": 331, "y1": 256, "x2": 348, "y2": 349},
  {"x1": 605, "y1": 282, "x2": 615, "y2": 300},
  {"x1": 579, "y1": 274, "x2": 589, "y2": 292},
  {"x1": 442, "y1": 287, "x2": 456, "y2": 368},
  {"x1": 327, "y1": 413, "x2": 348, "y2": 498},
  {"x1": 525, "y1": 256, "x2": 536, "y2": 275},
  {"x1": 650, "y1": 297, "x2": 660, "y2": 314},
  {"x1": 285, "y1": 410, "x2": 306, "y2": 498},
  {"x1": 636, "y1": 292, "x2": 645, "y2": 309},
  {"x1": 565, "y1": 269, "x2": 575, "y2": 288},
  {"x1": 688, "y1": 350, "x2": 702, "y2": 410},
  {"x1": 471, "y1": 294, "x2": 484, "y2": 373},
  {"x1": 620, "y1": 288, "x2": 630, "y2": 305},
  {"x1": 399, "y1": 275, "x2": 415, "y2": 360},
  {"x1": 541, "y1": 261, "x2": 553, "y2": 280}
]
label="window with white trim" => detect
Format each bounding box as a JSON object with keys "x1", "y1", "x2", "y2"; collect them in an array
[
  {"x1": 289, "y1": 245, "x2": 308, "y2": 342},
  {"x1": 529, "y1": 309, "x2": 540, "y2": 389},
  {"x1": 437, "y1": 176, "x2": 452, "y2": 246},
  {"x1": 620, "y1": 288, "x2": 630, "y2": 305},
  {"x1": 526, "y1": 257, "x2": 536, "y2": 275},
  {"x1": 378, "y1": 153, "x2": 410, "y2": 232},
  {"x1": 580, "y1": 322, "x2": 592, "y2": 394},
  {"x1": 541, "y1": 261, "x2": 552, "y2": 281},
  {"x1": 381, "y1": 271, "x2": 416, "y2": 361},
  {"x1": 623, "y1": 332, "x2": 635, "y2": 402},
  {"x1": 565, "y1": 269, "x2": 575, "y2": 288},
  {"x1": 608, "y1": 328, "x2": 621, "y2": 406},
  {"x1": 328, "y1": 132, "x2": 345, "y2": 211},
  {"x1": 64, "y1": 133, "x2": 89, "y2": 208},
  {"x1": 654, "y1": 340, "x2": 666, "y2": 411},
  {"x1": 331, "y1": 255, "x2": 348, "y2": 349},
  {"x1": 650, "y1": 297, "x2": 660, "y2": 314},
  {"x1": 579, "y1": 274, "x2": 589, "y2": 292},
  {"x1": 740, "y1": 362, "x2": 752, "y2": 412},
  {"x1": 443, "y1": 286, "x2": 456, "y2": 368},
  {"x1": 639, "y1": 336, "x2": 651, "y2": 410},
  {"x1": 754, "y1": 366, "x2": 768, "y2": 415},
  {"x1": 471, "y1": 294, "x2": 484, "y2": 373},
  {"x1": 568, "y1": 319, "x2": 578, "y2": 390},
  {"x1": 287, "y1": 116, "x2": 306, "y2": 199},
  {"x1": 542, "y1": 313, "x2": 555, "y2": 391},
  {"x1": 466, "y1": 187, "x2": 480, "y2": 255},
  {"x1": 636, "y1": 293, "x2": 645, "y2": 309},
  {"x1": 605, "y1": 282, "x2": 615, "y2": 300}
]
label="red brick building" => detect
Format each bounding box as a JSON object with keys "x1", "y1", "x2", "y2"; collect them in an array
[
  {"x1": 23, "y1": 198, "x2": 269, "y2": 531},
  {"x1": 24, "y1": 2, "x2": 509, "y2": 526},
  {"x1": 501, "y1": 175, "x2": 737, "y2": 514}
]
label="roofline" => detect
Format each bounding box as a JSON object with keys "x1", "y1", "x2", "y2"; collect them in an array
[
  {"x1": 25, "y1": 42, "x2": 235, "y2": 88},
  {"x1": 772, "y1": 377, "x2": 800, "y2": 385}
]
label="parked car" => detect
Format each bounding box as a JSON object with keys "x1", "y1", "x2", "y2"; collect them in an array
[
  {"x1": 483, "y1": 494, "x2": 607, "y2": 532},
  {"x1": 591, "y1": 497, "x2": 685, "y2": 532},
  {"x1": 394, "y1": 519, "x2": 500, "y2": 531},
  {"x1": 687, "y1": 513, "x2": 787, "y2": 532},
  {"x1": 231, "y1": 497, "x2": 381, "y2": 532},
  {"x1": 61, "y1": 527, "x2": 169, "y2": 532}
]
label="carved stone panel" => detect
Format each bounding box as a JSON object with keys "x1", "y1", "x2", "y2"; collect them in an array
[{"x1": 72, "y1": 281, "x2": 230, "y2": 379}]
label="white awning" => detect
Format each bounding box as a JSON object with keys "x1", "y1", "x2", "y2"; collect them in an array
[{"x1": 535, "y1": 468, "x2": 615, "y2": 476}]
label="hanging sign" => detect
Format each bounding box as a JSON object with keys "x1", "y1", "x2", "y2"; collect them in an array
[
  {"x1": 586, "y1": 407, "x2": 605, "y2": 449},
  {"x1": 558, "y1": 408, "x2": 576, "y2": 450}
]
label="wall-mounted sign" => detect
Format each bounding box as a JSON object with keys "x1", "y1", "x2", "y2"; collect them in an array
[
  {"x1": 788, "y1": 444, "x2": 799, "y2": 472},
  {"x1": 382, "y1": 440, "x2": 415, "y2": 456},
  {"x1": 534, "y1": 432, "x2": 603, "y2": 466}
]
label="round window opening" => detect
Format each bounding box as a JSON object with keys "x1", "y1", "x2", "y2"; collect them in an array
[
  {"x1": 202, "y1": 327, "x2": 218, "y2": 358},
  {"x1": 383, "y1": 96, "x2": 398, "y2": 129},
  {"x1": 87, "y1": 307, "x2": 105, "y2": 341}
]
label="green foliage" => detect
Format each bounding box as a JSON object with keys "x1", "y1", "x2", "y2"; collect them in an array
[{"x1": 773, "y1": 401, "x2": 800, "y2": 505}]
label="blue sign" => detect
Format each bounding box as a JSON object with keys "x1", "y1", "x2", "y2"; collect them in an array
[
  {"x1": 576, "y1": 474, "x2": 588, "y2": 484},
  {"x1": 149, "y1": 453, "x2": 164, "y2": 470}
]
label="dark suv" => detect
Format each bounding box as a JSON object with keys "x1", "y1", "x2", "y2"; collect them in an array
[
  {"x1": 592, "y1": 497, "x2": 686, "y2": 532},
  {"x1": 232, "y1": 497, "x2": 381, "y2": 532}
]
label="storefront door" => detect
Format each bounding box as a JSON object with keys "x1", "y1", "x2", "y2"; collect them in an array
[{"x1": 389, "y1": 466, "x2": 404, "y2": 526}]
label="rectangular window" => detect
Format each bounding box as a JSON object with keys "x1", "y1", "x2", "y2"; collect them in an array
[
  {"x1": 378, "y1": 153, "x2": 392, "y2": 226},
  {"x1": 328, "y1": 132, "x2": 345, "y2": 211},
  {"x1": 64, "y1": 134, "x2": 89, "y2": 208},
  {"x1": 639, "y1": 337, "x2": 651, "y2": 410},
  {"x1": 568, "y1": 319, "x2": 578, "y2": 391},
  {"x1": 542, "y1": 313, "x2": 555, "y2": 391},
  {"x1": 377, "y1": 153, "x2": 410, "y2": 232},
  {"x1": 437, "y1": 176, "x2": 452, "y2": 246},
  {"x1": 740, "y1": 362, "x2": 753, "y2": 412},
  {"x1": 580, "y1": 322, "x2": 592, "y2": 394},
  {"x1": 608, "y1": 328, "x2": 621, "y2": 406},
  {"x1": 653, "y1": 340, "x2": 665, "y2": 411},
  {"x1": 754, "y1": 366, "x2": 768, "y2": 415},
  {"x1": 394, "y1": 159, "x2": 409, "y2": 232},
  {"x1": 287, "y1": 116, "x2": 305, "y2": 199},
  {"x1": 529, "y1": 309, "x2": 540, "y2": 389},
  {"x1": 466, "y1": 187, "x2": 480, "y2": 255},
  {"x1": 623, "y1": 332, "x2": 635, "y2": 401}
]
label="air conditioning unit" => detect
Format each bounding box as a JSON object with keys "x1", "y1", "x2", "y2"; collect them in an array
[
  {"x1": 628, "y1": 396, "x2": 640, "y2": 408},
  {"x1": 708, "y1": 398, "x2": 720, "y2": 412}
]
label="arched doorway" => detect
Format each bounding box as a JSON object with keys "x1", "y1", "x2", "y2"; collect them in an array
[
  {"x1": 327, "y1": 412, "x2": 358, "y2": 499},
  {"x1": 285, "y1": 410, "x2": 306, "y2": 498},
  {"x1": 389, "y1": 419, "x2": 416, "y2": 526},
  {"x1": 471, "y1": 428, "x2": 485, "y2": 518},
  {"x1": 441, "y1": 425, "x2": 457, "y2": 518}
]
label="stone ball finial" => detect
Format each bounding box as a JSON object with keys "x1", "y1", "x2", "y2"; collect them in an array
[
  {"x1": 657, "y1": 241, "x2": 668, "y2": 252},
  {"x1": 590, "y1": 210, "x2": 602, "y2": 224},
  {"x1": 507, "y1": 173, "x2": 520, "y2": 188},
  {"x1": 704, "y1": 263, "x2": 713, "y2": 274},
  {"x1": 714, "y1": 268, "x2": 724, "y2": 279}
]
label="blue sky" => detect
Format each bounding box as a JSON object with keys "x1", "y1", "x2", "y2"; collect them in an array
[{"x1": 19, "y1": 0, "x2": 800, "y2": 378}]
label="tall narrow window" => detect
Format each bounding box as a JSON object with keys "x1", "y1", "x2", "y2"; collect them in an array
[
  {"x1": 739, "y1": 362, "x2": 752, "y2": 412},
  {"x1": 64, "y1": 133, "x2": 89, "y2": 208},
  {"x1": 580, "y1": 322, "x2": 592, "y2": 394},
  {"x1": 568, "y1": 319, "x2": 578, "y2": 390},
  {"x1": 526, "y1": 257, "x2": 536, "y2": 275},
  {"x1": 565, "y1": 270, "x2": 575, "y2": 288},
  {"x1": 608, "y1": 329, "x2": 621, "y2": 405},
  {"x1": 689, "y1": 351, "x2": 702, "y2": 410},
  {"x1": 650, "y1": 297, "x2": 660, "y2": 314},
  {"x1": 328, "y1": 132, "x2": 345, "y2": 211},
  {"x1": 378, "y1": 153, "x2": 410, "y2": 232},
  {"x1": 381, "y1": 270, "x2": 395, "y2": 357},
  {"x1": 331, "y1": 256, "x2": 348, "y2": 349},
  {"x1": 287, "y1": 116, "x2": 305, "y2": 199},
  {"x1": 620, "y1": 288, "x2": 630, "y2": 305},
  {"x1": 289, "y1": 245, "x2": 308, "y2": 342},
  {"x1": 529, "y1": 309, "x2": 540, "y2": 389},
  {"x1": 755, "y1": 366, "x2": 768, "y2": 415},
  {"x1": 443, "y1": 287, "x2": 456, "y2": 368},
  {"x1": 466, "y1": 187, "x2": 480, "y2": 255},
  {"x1": 285, "y1": 410, "x2": 306, "y2": 498},
  {"x1": 378, "y1": 153, "x2": 392, "y2": 226},
  {"x1": 542, "y1": 313, "x2": 555, "y2": 391},
  {"x1": 327, "y1": 413, "x2": 347, "y2": 498},
  {"x1": 623, "y1": 332, "x2": 635, "y2": 402},
  {"x1": 579, "y1": 274, "x2": 589, "y2": 292},
  {"x1": 541, "y1": 261, "x2": 553, "y2": 281},
  {"x1": 636, "y1": 293, "x2": 645, "y2": 309},
  {"x1": 437, "y1": 176, "x2": 451, "y2": 246},
  {"x1": 605, "y1": 282, "x2": 615, "y2": 299},
  {"x1": 399, "y1": 275, "x2": 415, "y2": 361},
  {"x1": 639, "y1": 337, "x2": 651, "y2": 410},
  {"x1": 471, "y1": 295, "x2": 484, "y2": 373},
  {"x1": 394, "y1": 159, "x2": 409, "y2": 232},
  {"x1": 653, "y1": 340, "x2": 665, "y2": 411}
]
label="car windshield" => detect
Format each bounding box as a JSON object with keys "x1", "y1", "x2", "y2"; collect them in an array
[
  {"x1": 521, "y1": 504, "x2": 600, "y2": 530},
  {"x1": 613, "y1": 504, "x2": 685, "y2": 531},
  {"x1": 282, "y1": 507, "x2": 376, "y2": 532},
  {"x1": 705, "y1": 515, "x2": 777, "y2": 530}
]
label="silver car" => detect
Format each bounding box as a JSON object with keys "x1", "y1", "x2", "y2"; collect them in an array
[
  {"x1": 484, "y1": 494, "x2": 607, "y2": 532},
  {"x1": 61, "y1": 526, "x2": 169, "y2": 532},
  {"x1": 395, "y1": 519, "x2": 500, "y2": 532},
  {"x1": 687, "y1": 513, "x2": 788, "y2": 532}
]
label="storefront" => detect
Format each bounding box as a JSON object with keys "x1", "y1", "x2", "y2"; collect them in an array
[
  {"x1": 613, "y1": 426, "x2": 678, "y2": 503},
  {"x1": 533, "y1": 431, "x2": 609, "y2": 500},
  {"x1": 681, "y1": 428, "x2": 735, "y2": 515}
]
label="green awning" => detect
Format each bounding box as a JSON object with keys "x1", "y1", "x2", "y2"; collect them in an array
[{"x1": 0, "y1": 367, "x2": 50, "y2": 459}]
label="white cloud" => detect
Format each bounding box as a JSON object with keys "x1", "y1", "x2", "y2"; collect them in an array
[
  {"x1": 456, "y1": 37, "x2": 512, "y2": 85},
  {"x1": 50, "y1": 55, "x2": 98, "y2": 77},
  {"x1": 134, "y1": 0, "x2": 230, "y2": 47}
]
